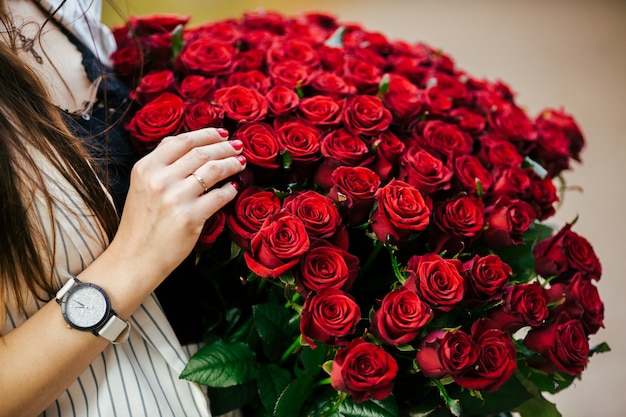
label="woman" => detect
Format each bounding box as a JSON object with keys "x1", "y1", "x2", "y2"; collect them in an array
[{"x1": 0, "y1": 0, "x2": 244, "y2": 415}]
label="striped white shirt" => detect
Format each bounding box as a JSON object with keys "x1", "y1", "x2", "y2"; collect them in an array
[{"x1": 2, "y1": 2, "x2": 213, "y2": 416}]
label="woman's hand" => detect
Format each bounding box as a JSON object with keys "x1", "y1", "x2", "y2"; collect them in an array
[{"x1": 108, "y1": 127, "x2": 245, "y2": 287}]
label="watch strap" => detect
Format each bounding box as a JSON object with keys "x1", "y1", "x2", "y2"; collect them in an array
[
  {"x1": 55, "y1": 277, "x2": 79, "y2": 303},
  {"x1": 98, "y1": 314, "x2": 131, "y2": 344}
]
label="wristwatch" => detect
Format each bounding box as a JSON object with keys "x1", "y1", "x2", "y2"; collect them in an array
[{"x1": 56, "y1": 277, "x2": 131, "y2": 344}]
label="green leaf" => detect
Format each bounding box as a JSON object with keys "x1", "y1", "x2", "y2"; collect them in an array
[
  {"x1": 297, "y1": 345, "x2": 328, "y2": 377},
  {"x1": 514, "y1": 395, "x2": 561, "y2": 417},
  {"x1": 377, "y1": 73, "x2": 391, "y2": 97},
  {"x1": 170, "y1": 24, "x2": 184, "y2": 60},
  {"x1": 273, "y1": 376, "x2": 315, "y2": 417},
  {"x1": 337, "y1": 397, "x2": 399, "y2": 417},
  {"x1": 325, "y1": 26, "x2": 346, "y2": 48},
  {"x1": 452, "y1": 374, "x2": 532, "y2": 415},
  {"x1": 180, "y1": 341, "x2": 258, "y2": 387},
  {"x1": 257, "y1": 364, "x2": 293, "y2": 413},
  {"x1": 523, "y1": 156, "x2": 548, "y2": 179},
  {"x1": 589, "y1": 341, "x2": 611, "y2": 357},
  {"x1": 253, "y1": 303, "x2": 297, "y2": 345},
  {"x1": 282, "y1": 150, "x2": 293, "y2": 170},
  {"x1": 432, "y1": 379, "x2": 461, "y2": 416},
  {"x1": 207, "y1": 381, "x2": 258, "y2": 415}
]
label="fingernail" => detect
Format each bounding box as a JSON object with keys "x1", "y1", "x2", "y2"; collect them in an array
[
  {"x1": 231, "y1": 181, "x2": 239, "y2": 191},
  {"x1": 216, "y1": 128, "x2": 229, "y2": 138},
  {"x1": 230, "y1": 140, "x2": 243, "y2": 151},
  {"x1": 237, "y1": 155, "x2": 247, "y2": 165}
]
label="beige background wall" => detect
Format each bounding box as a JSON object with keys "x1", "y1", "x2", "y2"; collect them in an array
[{"x1": 105, "y1": 1, "x2": 626, "y2": 416}]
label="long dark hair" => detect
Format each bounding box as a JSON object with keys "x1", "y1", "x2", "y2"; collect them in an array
[{"x1": 0, "y1": 12, "x2": 119, "y2": 324}]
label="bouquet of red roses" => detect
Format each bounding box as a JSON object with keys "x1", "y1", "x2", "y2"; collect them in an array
[{"x1": 111, "y1": 10, "x2": 608, "y2": 417}]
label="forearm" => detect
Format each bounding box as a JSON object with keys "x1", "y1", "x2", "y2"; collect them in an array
[{"x1": 0, "y1": 246, "x2": 163, "y2": 417}]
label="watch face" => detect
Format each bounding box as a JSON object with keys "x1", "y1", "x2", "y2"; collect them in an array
[{"x1": 62, "y1": 284, "x2": 110, "y2": 330}]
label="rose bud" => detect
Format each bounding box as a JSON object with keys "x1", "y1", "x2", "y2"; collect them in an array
[
  {"x1": 382, "y1": 73, "x2": 423, "y2": 121},
  {"x1": 549, "y1": 273, "x2": 604, "y2": 335},
  {"x1": 234, "y1": 122, "x2": 281, "y2": 170},
  {"x1": 534, "y1": 223, "x2": 602, "y2": 282},
  {"x1": 482, "y1": 196, "x2": 536, "y2": 248},
  {"x1": 330, "y1": 339, "x2": 398, "y2": 403},
  {"x1": 371, "y1": 179, "x2": 431, "y2": 244},
  {"x1": 487, "y1": 102, "x2": 537, "y2": 154},
  {"x1": 130, "y1": 69, "x2": 176, "y2": 105},
  {"x1": 453, "y1": 155, "x2": 494, "y2": 195},
  {"x1": 128, "y1": 14, "x2": 190, "y2": 35},
  {"x1": 184, "y1": 101, "x2": 224, "y2": 131},
  {"x1": 214, "y1": 85, "x2": 268, "y2": 123},
  {"x1": 342, "y1": 95, "x2": 392, "y2": 137},
  {"x1": 300, "y1": 288, "x2": 361, "y2": 348},
  {"x1": 176, "y1": 38, "x2": 236, "y2": 76},
  {"x1": 533, "y1": 109, "x2": 585, "y2": 177},
  {"x1": 314, "y1": 129, "x2": 372, "y2": 191},
  {"x1": 296, "y1": 240, "x2": 360, "y2": 295},
  {"x1": 414, "y1": 120, "x2": 473, "y2": 163},
  {"x1": 453, "y1": 319, "x2": 517, "y2": 392},
  {"x1": 178, "y1": 75, "x2": 217, "y2": 102},
  {"x1": 489, "y1": 282, "x2": 549, "y2": 332},
  {"x1": 283, "y1": 191, "x2": 343, "y2": 241},
  {"x1": 528, "y1": 173, "x2": 559, "y2": 221},
  {"x1": 226, "y1": 187, "x2": 281, "y2": 250},
  {"x1": 372, "y1": 131, "x2": 406, "y2": 182},
  {"x1": 523, "y1": 313, "x2": 590, "y2": 376},
  {"x1": 265, "y1": 85, "x2": 300, "y2": 116},
  {"x1": 370, "y1": 287, "x2": 433, "y2": 346},
  {"x1": 243, "y1": 212, "x2": 310, "y2": 278},
  {"x1": 405, "y1": 253, "x2": 464, "y2": 312},
  {"x1": 416, "y1": 329, "x2": 478, "y2": 378},
  {"x1": 462, "y1": 254, "x2": 512, "y2": 302},
  {"x1": 478, "y1": 133, "x2": 524, "y2": 171}
]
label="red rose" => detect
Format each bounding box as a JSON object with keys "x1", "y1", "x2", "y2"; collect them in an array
[
  {"x1": 234, "y1": 123, "x2": 281, "y2": 169},
  {"x1": 488, "y1": 103, "x2": 537, "y2": 152},
  {"x1": 327, "y1": 166, "x2": 380, "y2": 226},
  {"x1": 265, "y1": 85, "x2": 300, "y2": 116},
  {"x1": 529, "y1": 174, "x2": 559, "y2": 221},
  {"x1": 242, "y1": 10, "x2": 286, "y2": 32},
  {"x1": 130, "y1": 70, "x2": 176, "y2": 105},
  {"x1": 478, "y1": 134, "x2": 524, "y2": 170},
  {"x1": 342, "y1": 95, "x2": 392, "y2": 136},
  {"x1": 533, "y1": 109, "x2": 585, "y2": 177},
  {"x1": 243, "y1": 212, "x2": 310, "y2": 278},
  {"x1": 268, "y1": 61, "x2": 312, "y2": 89},
  {"x1": 533, "y1": 223, "x2": 602, "y2": 281},
  {"x1": 109, "y1": 44, "x2": 143, "y2": 84},
  {"x1": 314, "y1": 129, "x2": 371, "y2": 190},
  {"x1": 343, "y1": 57, "x2": 382, "y2": 94},
  {"x1": 226, "y1": 187, "x2": 281, "y2": 250},
  {"x1": 453, "y1": 155, "x2": 493, "y2": 195},
  {"x1": 300, "y1": 288, "x2": 361, "y2": 348},
  {"x1": 194, "y1": 210, "x2": 226, "y2": 251},
  {"x1": 298, "y1": 95, "x2": 343, "y2": 127},
  {"x1": 429, "y1": 195, "x2": 484, "y2": 255},
  {"x1": 568, "y1": 273, "x2": 604, "y2": 334},
  {"x1": 177, "y1": 39, "x2": 236, "y2": 76},
  {"x1": 184, "y1": 101, "x2": 224, "y2": 131},
  {"x1": 483, "y1": 196, "x2": 536, "y2": 248},
  {"x1": 128, "y1": 14, "x2": 190, "y2": 36},
  {"x1": 214, "y1": 86, "x2": 268, "y2": 123},
  {"x1": 225, "y1": 70, "x2": 271, "y2": 94},
  {"x1": 416, "y1": 329, "x2": 478, "y2": 378},
  {"x1": 450, "y1": 107, "x2": 486, "y2": 133},
  {"x1": 491, "y1": 167, "x2": 531, "y2": 200},
  {"x1": 266, "y1": 38, "x2": 320, "y2": 68},
  {"x1": 524, "y1": 313, "x2": 590, "y2": 376},
  {"x1": 297, "y1": 240, "x2": 360, "y2": 294},
  {"x1": 372, "y1": 131, "x2": 406, "y2": 182},
  {"x1": 382, "y1": 74, "x2": 423, "y2": 121},
  {"x1": 178, "y1": 75, "x2": 217, "y2": 101},
  {"x1": 454, "y1": 319, "x2": 517, "y2": 392},
  {"x1": 399, "y1": 147, "x2": 452, "y2": 195},
  {"x1": 283, "y1": 190, "x2": 342, "y2": 240},
  {"x1": 309, "y1": 71, "x2": 356, "y2": 98},
  {"x1": 126, "y1": 92, "x2": 187, "y2": 152},
  {"x1": 489, "y1": 283, "x2": 549, "y2": 332},
  {"x1": 370, "y1": 287, "x2": 432, "y2": 346},
  {"x1": 371, "y1": 179, "x2": 431, "y2": 244},
  {"x1": 462, "y1": 254, "x2": 511, "y2": 302},
  {"x1": 142, "y1": 32, "x2": 173, "y2": 67},
  {"x1": 275, "y1": 121, "x2": 322, "y2": 163},
  {"x1": 405, "y1": 253, "x2": 465, "y2": 312},
  {"x1": 330, "y1": 339, "x2": 398, "y2": 403},
  {"x1": 416, "y1": 120, "x2": 473, "y2": 162},
  {"x1": 194, "y1": 21, "x2": 241, "y2": 44}
]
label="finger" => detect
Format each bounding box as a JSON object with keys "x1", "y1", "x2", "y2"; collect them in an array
[
  {"x1": 196, "y1": 181, "x2": 240, "y2": 220},
  {"x1": 151, "y1": 128, "x2": 230, "y2": 165},
  {"x1": 169, "y1": 139, "x2": 243, "y2": 178},
  {"x1": 186, "y1": 155, "x2": 246, "y2": 196}
]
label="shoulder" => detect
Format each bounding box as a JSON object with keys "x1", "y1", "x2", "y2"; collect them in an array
[{"x1": 35, "y1": 0, "x2": 117, "y2": 65}]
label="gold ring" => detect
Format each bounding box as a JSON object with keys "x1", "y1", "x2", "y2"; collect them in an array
[{"x1": 191, "y1": 173, "x2": 209, "y2": 194}]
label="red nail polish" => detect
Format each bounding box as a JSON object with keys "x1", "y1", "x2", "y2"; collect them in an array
[
  {"x1": 231, "y1": 181, "x2": 239, "y2": 191},
  {"x1": 237, "y1": 155, "x2": 247, "y2": 165},
  {"x1": 230, "y1": 140, "x2": 243, "y2": 151},
  {"x1": 216, "y1": 128, "x2": 229, "y2": 138}
]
